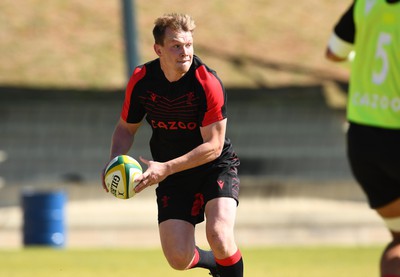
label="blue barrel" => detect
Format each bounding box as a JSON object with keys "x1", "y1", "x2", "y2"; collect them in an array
[{"x1": 21, "y1": 190, "x2": 66, "y2": 247}]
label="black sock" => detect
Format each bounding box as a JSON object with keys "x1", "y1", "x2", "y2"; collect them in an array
[
  {"x1": 190, "y1": 246, "x2": 217, "y2": 270},
  {"x1": 216, "y1": 249, "x2": 244, "y2": 277}
]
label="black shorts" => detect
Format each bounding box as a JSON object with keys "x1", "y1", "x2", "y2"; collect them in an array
[
  {"x1": 347, "y1": 122, "x2": 400, "y2": 208},
  {"x1": 155, "y1": 165, "x2": 240, "y2": 226}
]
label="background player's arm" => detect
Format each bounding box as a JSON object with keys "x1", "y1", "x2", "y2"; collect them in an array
[
  {"x1": 326, "y1": 47, "x2": 349, "y2": 62},
  {"x1": 325, "y1": 34, "x2": 353, "y2": 62},
  {"x1": 134, "y1": 119, "x2": 227, "y2": 192},
  {"x1": 325, "y1": 2, "x2": 355, "y2": 62}
]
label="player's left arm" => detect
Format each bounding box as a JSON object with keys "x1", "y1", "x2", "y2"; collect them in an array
[
  {"x1": 173, "y1": 118, "x2": 227, "y2": 169},
  {"x1": 326, "y1": 2, "x2": 355, "y2": 62},
  {"x1": 134, "y1": 119, "x2": 227, "y2": 192}
]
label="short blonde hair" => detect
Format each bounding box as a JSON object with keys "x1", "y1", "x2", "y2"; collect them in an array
[{"x1": 153, "y1": 13, "x2": 196, "y2": 45}]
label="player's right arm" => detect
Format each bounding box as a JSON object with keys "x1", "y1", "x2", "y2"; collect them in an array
[
  {"x1": 102, "y1": 64, "x2": 146, "y2": 191},
  {"x1": 110, "y1": 118, "x2": 141, "y2": 160},
  {"x1": 102, "y1": 118, "x2": 141, "y2": 191}
]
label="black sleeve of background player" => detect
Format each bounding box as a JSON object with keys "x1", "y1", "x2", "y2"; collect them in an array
[{"x1": 334, "y1": 2, "x2": 355, "y2": 44}]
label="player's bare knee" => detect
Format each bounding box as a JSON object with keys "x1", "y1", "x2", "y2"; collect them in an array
[
  {"x1": 164, "y1": 251, "x2": 193, "y2": 271},
  {"x1": 207, "y1": 231, "x2": 235, "y2": 257},
  {"x1": 167, "y1": 259, "x2": 191, "y2": 271},
  {"x1": 207, "y1": 225, "x2": 233, "y2": 242},
  {"x1": 207, "y1": 228, "x2": 224, "y2": 244}
]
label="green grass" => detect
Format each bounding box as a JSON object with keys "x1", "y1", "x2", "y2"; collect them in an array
[{"x1": 0, "y1": 246, "x2": 383, "y2": 277}]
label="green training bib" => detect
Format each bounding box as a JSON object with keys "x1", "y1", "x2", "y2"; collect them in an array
[{"x1": 348, "y1": 0, "x2": 400, "y2": 128}]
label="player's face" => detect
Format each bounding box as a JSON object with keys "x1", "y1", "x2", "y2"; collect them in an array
[{"x1": 154, "y1": 27, "x2": 194, "y2": 82}]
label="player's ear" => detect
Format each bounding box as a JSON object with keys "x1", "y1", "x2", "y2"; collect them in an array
[{"x1": 154, "y1": 44, "x2": 162, "y2": 57}]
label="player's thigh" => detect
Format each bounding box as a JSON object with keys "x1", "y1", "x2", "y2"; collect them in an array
[
  {"x1": 204, "y1": 197, "x2": 237, "y2": 243},
  {"x1": 159, "y1": 219, "x2": 196, "y2": 257}
]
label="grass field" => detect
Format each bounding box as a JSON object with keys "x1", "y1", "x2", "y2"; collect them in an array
[{"x1": 0, "y1": 246, "x2": 383, "y2": 277}]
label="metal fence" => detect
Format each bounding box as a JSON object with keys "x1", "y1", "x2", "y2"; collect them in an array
[{"x1": 0, "y1": 85, "x2": 357, "y2": 203}]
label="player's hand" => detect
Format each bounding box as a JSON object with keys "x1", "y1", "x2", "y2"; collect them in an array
[{"x1": 134, "y1": 156, "x2": 169, "y2": 193}]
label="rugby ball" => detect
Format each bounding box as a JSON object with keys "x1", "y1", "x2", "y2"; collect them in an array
[{"x1": 104, "y1": 155, "x2": 142, "y2": 199}]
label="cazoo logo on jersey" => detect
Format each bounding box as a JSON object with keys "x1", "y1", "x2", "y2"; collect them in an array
[{"x1": 151, "y1": 120, "x2": 197, "y2": 130}]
